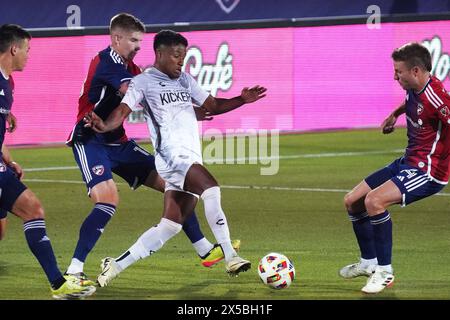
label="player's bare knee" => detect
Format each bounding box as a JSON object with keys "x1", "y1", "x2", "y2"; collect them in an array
[
  {"x1": 343, "y1": 192, "x2": 354, "y2": 211},
  {"x1": 25, "y1": 198, "x2": 45, "y2": 221},
  {"x1": 91, "y1": 183, "x2": 119, "y2": 206},
  {"x1": 364, "y1": 192, "x2": 383, "y2": 215},
  {"x1": 33, "y1": 204, "x2": 45, "y2": 220}
]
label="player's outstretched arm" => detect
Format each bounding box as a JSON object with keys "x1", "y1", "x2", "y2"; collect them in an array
[
  {"x1": 381, "y1": 103, "x2": 406, "y2": 134},
  {"x1": 84, "y1": 103, "x2": 132, "y2": 133},
  {"x1": 202, "y1": 85, "x2": 267, "y2": 115},
  {"x1": 194, "y1": 106, "x2": 213, "y2": 121}
]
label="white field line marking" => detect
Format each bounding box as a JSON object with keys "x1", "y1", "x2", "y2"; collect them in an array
[
  {"x1": 23, "y1": 149, "x2": 404, "y2": 172},
  {"x1": 22, "y1": 178, "x2": 450, "y2": 197}
]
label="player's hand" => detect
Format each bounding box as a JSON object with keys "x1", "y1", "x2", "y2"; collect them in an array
[
  {"x1": 194, "y1": 106, "x2": 213, "y2": 121},
  {"x1": 381, "y1": 113, "x2": 397, "y2": 134},
  {"x1": 9, "y1": 161, "x2": 24, "y2": 180},
  {"x1": 6, "y1": 113, "x2": 17, "y2": 133},
  {"x1": 83, "y1": 112, "x2": 107, "y2": 133},
  {"x1": 241, "y1": 85, "x2": 267, "y2": 103}
]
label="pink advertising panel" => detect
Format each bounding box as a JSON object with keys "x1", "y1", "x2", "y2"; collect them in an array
[
  {"x1": 4, "y1": 21, "x2": 450, "y2": 146},
  {"x1": 294, "y1": 21, "x2": 450, "y2": 131}
]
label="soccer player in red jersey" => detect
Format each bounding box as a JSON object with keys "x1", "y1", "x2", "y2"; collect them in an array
[{"x1": 340, "y1": 42, "x2": 450, "y2": 294}]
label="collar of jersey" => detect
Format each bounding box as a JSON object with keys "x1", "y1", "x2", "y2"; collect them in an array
[
  {"x1": 109, "y1": 46, "x2": 125, "y2": 65},
  {"x1": 150, "y1": 67, "x2": 178, "y2": 81},
  {"x1": 0, "y1": 67, "x2": 9, "y2": 80},
  {"x1": 415, "y1": 76, "x2": 432, "y2": 96}
]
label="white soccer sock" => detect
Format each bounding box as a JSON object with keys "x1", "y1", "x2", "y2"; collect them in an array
[
  {"x1": 116, "y1": 218, "x2": 182, "y2": 270},
  {"x1": 378, "y1": 264, "x2": 393, "y2": 274},
  {"x1": 66, "y1": 258, "x2": 84, "y2": 274},
  {"x1": 192, "y1": 238, "x2": 215, "y2": 257},
  {"x1": 201, "y1": 186, "x2": 236, "y2": 261},
  {"x1": 360, "y1": 257, "x2": 378, "y2": 268}
]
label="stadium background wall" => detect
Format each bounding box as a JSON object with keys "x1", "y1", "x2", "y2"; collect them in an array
[{"x1": 4, "y1": 15, "x2": 450, "y2": 146}]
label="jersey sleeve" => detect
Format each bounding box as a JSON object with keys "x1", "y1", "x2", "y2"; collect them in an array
[
  {"x1": 185, "y1": 73, "x2": 210, "y2": 106},
  {"x1": 95, "y1": 57, "x2": 133, "y2": 90},
  {"x1": 427, "y1": 86, "x2": 450, "y2": 125},
  {"x1": 0, "y1": 80, "x2": 10, "y2": 110},
  {"x1": 0, "y1": 92, "x2": 7, "y2": 110},
  {"x1": 121, "y1": 76, "x2": 145, "y2": 112}
]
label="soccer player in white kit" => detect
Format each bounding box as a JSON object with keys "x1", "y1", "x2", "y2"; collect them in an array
[{"x1": 84, "y1": 30, "x2": 267, "y2": 287}]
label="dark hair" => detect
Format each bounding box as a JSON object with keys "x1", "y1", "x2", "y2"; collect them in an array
[
  {"x1": 110, "y1": 13, "x2": 145, "y2": 33},
  {"x1": 391, "y1": 42, "x2": 432, "y2": 72},
  {"x1": 0, "y1": 24, "x2": 31, "y2": 53},
  {"x1": 153, "y1": 30, "x2": 188, "y2": 51}
]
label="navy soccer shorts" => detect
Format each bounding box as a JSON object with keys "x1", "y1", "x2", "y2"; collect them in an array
[
  {"x1": 365, "y1": 157, "x2": 445, "y2": 207},
  {"x1": 72, "y1": 138, "x2": 156, "y2": 194},
  {"x1": 0, "y1": 162, "x2": 27, "y2": 213}
]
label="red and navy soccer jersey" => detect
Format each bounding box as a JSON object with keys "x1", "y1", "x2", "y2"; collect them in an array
[
  {"x1": 404, "y1": 76, "x2": 450, "y2": 184},
  {"x1": 0, "y1": 73, "x2": 28, "y2": 213},
  {"x1": 0, "y1": 72, "x2": 14, "y2": 155},
  {"x1": 67, "y1": 46, "x2": 141, "y2": 145}
]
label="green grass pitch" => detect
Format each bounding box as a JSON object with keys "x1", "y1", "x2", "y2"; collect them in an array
[{"x1": 1, "y1": 128, "x2": 449, "y2": 300}]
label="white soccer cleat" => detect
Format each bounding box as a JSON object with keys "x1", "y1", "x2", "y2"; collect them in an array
[
  {"x1": 361, "y1": 267, "x2": 395, "y2": 294},
  {"x1": 339, "y1": 262, "x2": 376, "y2": 279},
  {"x1": 97, "y1": 257, "x2": 122, "y2": 287},
  {"x1": 225, "y1": 255, "x2": 251, "y2": 277}
]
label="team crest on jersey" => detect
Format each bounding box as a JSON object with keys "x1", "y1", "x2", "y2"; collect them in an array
[
  {"x1": 0, "y1": 163, "x2": 6, "y2": 172},
  {"x1": 92, "y1": 165, "x2": 105, "y2": 176},
  {"x1": 417, "y1": 103, "x2": 424, "y2": 115},
  {"x1": 440, "y1": 105, "x2": 450, "y2": 118}
]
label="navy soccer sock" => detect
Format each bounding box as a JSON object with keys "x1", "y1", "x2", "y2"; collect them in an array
[
  {"x1": 369, "y1": 210, "x2": 393, "y2": 266},
  {"x1": 182, "y1": 212, "x2": 204, "y2": 243},
  {"x1": 23, "y1": 219, "x2": 63, "y2": 285},
  {"x1": 349, "y1": 211, "x2": 377, "y2": 259},
  {"x1": 73, "y1": 203, "x2": 116, "y2": 262}
]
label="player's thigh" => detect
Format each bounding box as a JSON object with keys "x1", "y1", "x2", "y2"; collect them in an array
[
  {"x1": 72, "y1": 142, "x2": 114, "y2": 193},
  {"x1": 366, "y1": 180, "x2": 402, "y2": 210},
  {"x1": 143, "y1": 170, "x2": 165, "y2": 193},
  {"x1": 11, "y1": 189, "x2": 45, "y2": 221},
  {"x1": 156, "y1": 149, "x2": 212, "y2": 195},
  {"x1": 390, "y1": 169, "x2": 445, "y2": 207},
  {"x1": 0, "y1": 166, "x2": 28, "y2": 215},
  {"x1": 348, "y1": 162, "x2": 399, "y2": 210},
  {"x1": 163, "y1": 190, "x2": 198, "y2": 224},
  {"x1": 344, "y1": 180, "x2": 372, "y2": 212},
  {"x1": 89, "y1": 180, "x2": 119, "y2": 205},
  {"x1": 111, "y1": 140, "x2": 157, "y2": 190},
  {"x1": 364, "y1": 161, "x2": 398, "y2": 190},
  {"x1": 184, "y1": 164, "x2": 218, "y2": 195}
]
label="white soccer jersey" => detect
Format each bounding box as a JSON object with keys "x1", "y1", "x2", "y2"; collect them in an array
[{"x1": 122, "y1": 67, "x2": 210, "y2": 190}]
